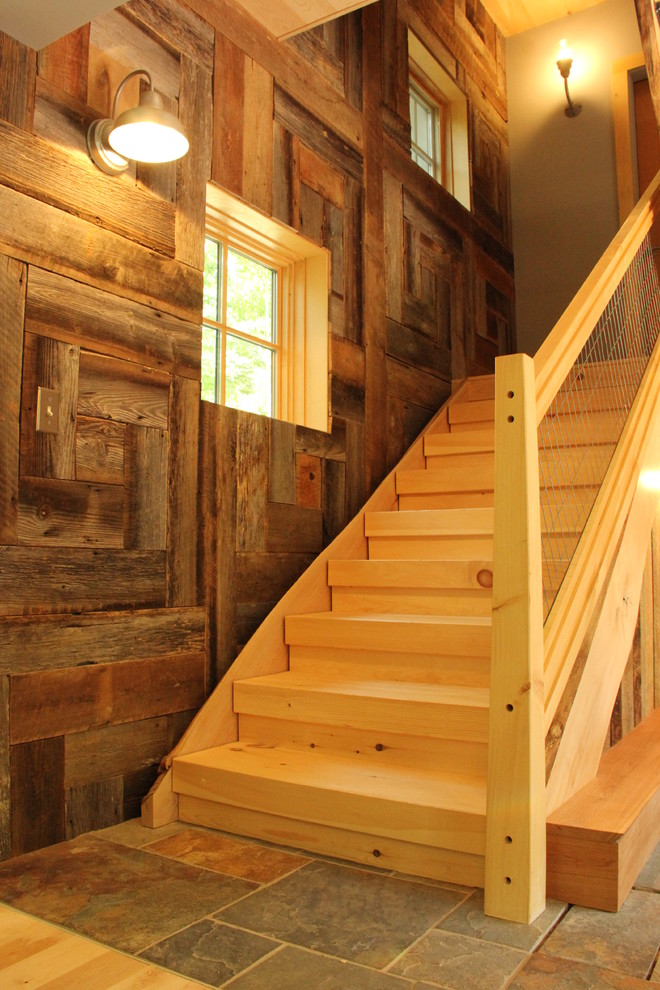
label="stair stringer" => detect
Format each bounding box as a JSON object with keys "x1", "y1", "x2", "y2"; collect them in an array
[{"x1": 142, "y1": 382, "x2": 469, "y2": 827}]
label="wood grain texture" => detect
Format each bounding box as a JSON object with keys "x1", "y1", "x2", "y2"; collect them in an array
[
  {"x1": 125, "y1": 0, "x2": 215, "y2": 71},
  {"x1": 236, "y1": 413, "x2": 269, "y2": 553},
  {"x1": 0, "y1": 256, "x2": 25, "y2": 545},
  {"x1": 17, "y1": 477, "x2": 124, "y2": 548},
  {"x1": 167, "y1": 377, "x2": 200, "y2": 607},
  {"x1": 243, "y1": 56, "x2": 274, "y2": 213},
  {"x1": 124, "y1": 424, "x2": 169, "y2": 550},
  {"x1": 11, "y1": 736, "x2": 65, "y2": 856},
  {"x1": 176, "y1": 55, "x2": 213, "y2": 269},
  {"x1": 75, "y1": 417, "x2": 125, "y2": 485},
  {"x1": 37, "y1": 26, "x2": 90, "y2": 104},
  {"x1": 0, "y1": 677, "x2": 9, "y2": 860},
  {"x1": 19, "y1": 332, "x2": 79, "y2": 481},
  {"x1": 78, "y1": 351, "x2": 171, "y2": 430},
  {"x1": 0, "y1": 32, "x2": 36, "y2": 129}
]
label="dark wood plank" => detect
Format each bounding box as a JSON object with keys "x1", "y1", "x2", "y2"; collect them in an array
[
  {"x1": 269, "y1": 418, "x2": 296, "y2": 504},
  {"x1": 36, "y1": 26, "x2": 89, "y2": 104},
  {"x1": 65, "y1": 778, "x2": 123, "y2": 839},
  {"x1": 266, "y1": 501, "x2": 323, "y2": 553},
  {"x1": 274, "y1": 85, "x2": 363, "y2": 182},
  {"x1": 235, "y1": 551, "x2": 314, "y2": 603},
  {"x1": 0, "y1": 31, "x2": 36, "y2": 129},
  {"x1": 124, "y1": 425, "x2": 168, "y2": 550},
  {"x1": 296, "y1": 453, "x2": 322, "y2": 509},
  {"x1": 0, "y1": 607, "x2": 205, "y2": 675},
  {"x1": 323, "y1": 457, "x2": 346, "y2": 545},
  {"x1": 0, "y1": 119, "x2": 176, "y2": 257},
  {"x1": 295, "y1": 420, "x2": 347, "y2": 461},
  {"x1": 212, "y1": 32, "x2": 245, "y2": 195},
  {"x1": 64, "y1": 716, "x2": 174, "y2": 788},
  {"x1": 242, "y1": 56, "x2": 274, "y2": 214},
  {"x1": 0, "y1": 184, "x2": 201, "y2": 324},
  {"x1": 176, "y1": 55, "x2": 213, "y2": 269},
  {"x1": 10, "y1": 737, "x2": 65, "y2": 856},
  {"x1": 236, "y1": 412, "x2": 269, "y2": 553},
  {"x1": 75, "y1": 416, "x2": 126, "y2": 485},
  {"x1": 10, "y1": 654, "x2": 206, "y2": 744},
  {"x1": 17, "y1": 477, "x2": 124, "y2": 549},
  {"x1": 167, "y1": 377, "x2": 200, "y2": 607},
  {"x1": 124, "y1": 0, "x2": 215, "y2": 72},
  {"x1": 78, "y1": 351, "x2": 171, "y2": 430},
  {"x1": 19, "y1": 332, "x2": 79, "y2": 481},
  {"x1": 0, "y1": 677, "x2": 9, "y2": 860},
  {"x1": 0, "y1": 547, "x2": 165, "y2": 614},
  {"x1": 25, "y1": 267, "x2": 201, "y2": 380},
  {"x1": 0, "y1": 256, "x2": 25, "y2": 545}
]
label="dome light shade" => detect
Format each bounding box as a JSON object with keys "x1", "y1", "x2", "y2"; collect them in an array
[{"x1": 87, "y1": 69, "x2": 189, "y2": 175}]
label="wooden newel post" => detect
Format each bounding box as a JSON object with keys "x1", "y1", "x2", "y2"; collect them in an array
[{"x1": 484, "y1": 353, "x2": 546, "y2": 923}]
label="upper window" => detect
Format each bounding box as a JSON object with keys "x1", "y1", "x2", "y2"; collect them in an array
[
  {"x1": 203, "y1": 182, "x2": 331, "y2": 432},
  {"x1": 408, "y1": 31, "x2": 471, "y2": 211}
]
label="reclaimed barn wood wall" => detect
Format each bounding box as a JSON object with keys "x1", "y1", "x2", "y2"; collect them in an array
[{"x1": 0, "y1": 0, "x2": 514, "y2": 857}]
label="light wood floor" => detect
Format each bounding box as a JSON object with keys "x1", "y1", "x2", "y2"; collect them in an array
[{"x1": 0, "y1": 903, "x2": 203, "y2": 989}]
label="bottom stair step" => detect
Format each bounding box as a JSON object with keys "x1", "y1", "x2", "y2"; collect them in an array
[{"x1": 172, "y1": 743, "x2": 487, "y2": 867}]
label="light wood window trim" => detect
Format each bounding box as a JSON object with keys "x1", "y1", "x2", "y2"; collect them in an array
[{"x1": 206, "y1": 182, "x2": 331, "y2": 432}]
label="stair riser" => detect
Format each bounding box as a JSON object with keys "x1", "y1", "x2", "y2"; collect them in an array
[
  {"x1": 173, "y1": 762, "x2": 486, "y2": 855},
  {"x1": 178, "y1": 794, "x2": 486, "y2": 887},
  {"x1": 398, "y1": 492, "x2": 495, "y2": 511},
  {"x1": 234, "y1": 681, "x2": 489, "y2": 742},
  {"x1": 421, "y1": 446, "x2": 615, "y2": 490},
  {"x1": 288, "y1": 645, "x2": 490, "y2": 687},
  {"x1": 285, "y1": 615, "x2": 491, "y2": 657},
  {"x1": 238, "y1": 714, "x2": 489, "y2": 776},
  {"x1": 331, "y1": 587, "x2": 492, "y2": 617},
  {"x1": 368, "y1": 536, "x2": 494, "y2": 561}
]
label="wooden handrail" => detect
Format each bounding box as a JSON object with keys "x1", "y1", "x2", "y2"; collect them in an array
[{"x1": 533, "y1": 170, "x2": 660, "y2": 424}]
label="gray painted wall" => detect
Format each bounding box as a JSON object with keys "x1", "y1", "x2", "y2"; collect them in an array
[{"x1": 507, "y1": 0, "x2": 642, "y2": 355}]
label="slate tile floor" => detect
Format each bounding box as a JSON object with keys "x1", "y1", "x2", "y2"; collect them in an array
[{"x1": 0, "y1": 820, "x2": 657, "y2": 989}]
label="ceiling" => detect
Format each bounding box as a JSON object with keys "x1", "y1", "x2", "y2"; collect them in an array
[{"x1": 0, "y1": 0, "x2": 609, "y2": 50}]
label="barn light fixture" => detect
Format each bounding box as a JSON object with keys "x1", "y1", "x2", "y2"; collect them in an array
[
  {"x1": 556, "y1": 39, "x2": 582, "y2": 118},
  {"x1": 87, "y1": 69, "x2": 189, "y2": 175}
]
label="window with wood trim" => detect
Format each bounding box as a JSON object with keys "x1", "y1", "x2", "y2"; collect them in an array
[
  {"x1": 203, "y1": 182, "x2": 331, "y2": 432},
  {"x1": 408, "y1": 31, "x2": 471, "y2": 211}
]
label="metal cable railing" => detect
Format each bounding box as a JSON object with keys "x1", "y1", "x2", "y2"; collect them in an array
[{"x1": 538, "y1": 235, "x2": 660, "y2": 617}]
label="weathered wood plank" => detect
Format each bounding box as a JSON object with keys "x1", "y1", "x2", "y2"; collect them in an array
[
  {"x1": 176, "y1": 55, "x2": 213, "y2": 269},
  {"x1": 0, "y1": 677, "x2": 9, "y2": 860},
  {"x1": 299, "y1": 142, "x2": 345, "y2": 208},
  {"x1": 0, "y1": 607, "x2": 205, "y2": 675},
  {"x1": 10, "y1": 737, "x2": 65, "y2": 856},
  {"x1": 0, "y1": 119, "x2": 176, "y2": 256},
  {"x1": 25, "y1": 267, "x2": 201, "y2": 380},
  {"x1": 212, "y1": 32, "x2": 245, "y2": 195},
  {"x1": 235, "y1": 551, "x2": 315, "y2": 603},
  {"x1": 17, "y1": 477, "x2": 124, "y2": 548},
  {"x1": 78, "y1": 351, "x2": 171, "y2": 430},
  {"x1": 296, "y1": 452, "x2": 322, "y2": 508},
  {"x1": 0, "y1": 547, "x2": 165, "y2": 614},
  {"x1": 0, "y1": 184, "x2": 201, "y2": 324},
  {"x1": 236, "y1": 412, "x2": 269, "y2": 553},
  {"x1": 167, "y1": 377, "x2": 200, "y2": 607},
  {"x1": 89, "y1": 11, "x2": 180, "y2": 105},
  {"x1": 323, "y1": 457, "x2": 347, "y2": 544},
  {"x1": 64, "y1": 716, "x2": 173, "y2": 788},
  {"x1": 266, "y1": 501, "x2": 323, "y2": 553},
  {"x1": 36, "y1": 27, "x2": 89, "y2": 105},
  {"x1": 0, "y1": 256, "x2": 25, "y2": 545},
  {"x1": 243, "y1": 56, "x2": 274, "y2": 214},
  {"x1": 65, "y1": 778, "x2": 123, "y2": 839},
  {"x1": 0, "y1": 31, "x2": 35, "y2": 129},
  {"x1": 19, "y1": 332, "x2": 79, "y2": 481},
  {"x1": 75, "y1": 416, "x2": 125, "y2": 485},
  {"x1": 124, "y1": 0, "x2": 215, "y2": 72},
  {"x1": 124, "y1": 425, "x2": 168, "y2": 550},
  {"x1": 274, "y1": 85, "x2": 363, "y2": 182},
  {"x1": 10, "y1": 654, "x2": 206, "y2": 744},
  {"x1": 269, "y1": 418, "x2": 296, "y2": 504}
]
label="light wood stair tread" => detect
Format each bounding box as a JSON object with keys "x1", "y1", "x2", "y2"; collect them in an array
[{"x1": 173, "y1": 743, "x2": 487, "y2": 816}]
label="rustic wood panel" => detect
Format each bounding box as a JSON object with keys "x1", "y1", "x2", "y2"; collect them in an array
[
  {"x1": 0, "y1": 256, "x2": 25, "y2": 546},
  {"x1": 266, "y1": 501, "x2": 324, "y2": 553},
  {"x1": 89, "y1": 10, "x2": 180, "y2": 106},
  {"x1": 37, "y1": 27, "x2": 89, "y2": 105},
  {"x1": 11, "y1": 737, "x2": 65, "y2": 856},
  {"x1": 0, "y1": 31, "x2": 36, "y2": 129},
  {"x1": 296, "y1": 453, "x2": 323, "y2": 508},
  {"x1": 0, "y1": 677, "x2": 9, "y2": 860},
  {"x1": 0, "y1": 184, "x2": 202, "y2": 324},
  {"x1": 65, "y1": 778, "x2": 123, "y2": 839},
  {"x1": 323, "y1": 457, "x2": 347, "y2": 544},
  {"x1": 0, "y1": 607, "x2": 205, "y2": 675},
  {"x1": 75, "y1": 417, "x2": 125, "y2": 485},
  {"x1": 77, "y1": 351, "x2": 171, "y2": 430},
  {"x1": 0, "y1": 120, "x2": 176, "y2": 257},
  {"x1": 269, "y1": 418, "x2": 296, "y2": 504},
  {"x1": 125, "y1": 0, "x2": 215, "y2": 72},
  {"x1": 124, "y1": 425, "x2": 168, "y2": 550},
  {"x1": 10, "y1": 654, "x2": 206, "y2": 744},
  {"x1": 235, "y1": 551, "x2": 316, "y2": 603},
  {"x1": 212, "y1": 33, "x2": 245, "y2": 195},
  {"x1": 236, "y1": 412, "x2": 269, "y2": 553},
  {"x1": 20, "y1": 333, "x2": 79, "y2": 481},
  {"x1": 17, "y1": 477, "x2": 124, "y2": 549},
  {"x1": 242, "y1": 57, "x2": 274, "y2": 214},
  {"x1": 64, "y1": 716, "x2": 176, "y2": 788},
  {"x1": 0, "y1": 547, "x2": 165, "y2": 614},
  {"x1": 167, "y1": 377, "x2": 200, "y2": 607},
  {"x1": 25, "y1": 267, "x2": 201, "y2": 380},
  {"x1": 176, "y1": 54, "x2": 213, "y2": 269}
]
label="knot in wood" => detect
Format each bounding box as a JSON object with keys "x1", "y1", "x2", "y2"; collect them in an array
[
  {"x1": 38, "y1": 502, "x2": 50, "y2": 519},
  {"x1": 477, "y1": 568, "x2": 493, "y2": 589}
]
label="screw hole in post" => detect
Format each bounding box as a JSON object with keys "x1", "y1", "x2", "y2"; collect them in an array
[
  {"x1": 506, "y1": 703, "x2": 514, "y2": 712},
  {"x1": 507, "y1": 390, "x2": 514, "y2": 398},
  {"x1": 505, "y1": 876, "x2": 512, "y2": 885},
  {"x1": 505, "y1": 835, "x2": 513, "y2": 844},
  {"x1": 507, "y1": 415, "x2": 515, "y2": 423}
]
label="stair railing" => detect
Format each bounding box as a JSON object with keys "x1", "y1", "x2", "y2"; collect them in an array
[{"x1": 485, "y1": 169, "x2": 660, "y2": 924}]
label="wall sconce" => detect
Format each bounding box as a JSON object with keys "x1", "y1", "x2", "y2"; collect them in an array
[
  {"x1": 87, "y1": 69, "x2": 189, "y2": 175},
  {"x1": 556, "y1": 39, "x2": 582, "y2": 118}
]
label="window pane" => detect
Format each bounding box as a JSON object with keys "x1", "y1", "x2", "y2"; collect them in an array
[
  {"x1": 226, "y1": 248, "x2": 276, "y2": 342},
  {"x1": 224, "y1": 334, "x2": 274, "y2": 416},
  {"x1": 201, "y1": 324, "x2": 219, "y2": 402},
  {"x1": 203, "y1": 238, "x2": 222, "y2": 322}
]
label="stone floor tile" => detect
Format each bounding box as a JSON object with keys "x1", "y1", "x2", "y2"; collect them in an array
[
  {"x1": 388, "y1": 928, "x2": 527, "y2": 989},
  {"x1": 634, "y1": 840, "x2": 660, "y2": 892},
  {"x1": 93, "y1": 817, "x2": 191, "y2": 848},
  {"x1": 0, "y1": 834, "x2": 257, "y2": 955},
  {"x1": 507, "y1": 952, "x2": 654, "y2": 989},
  {"x1": 144, "y1": 829, "x2": 310, "y2": 883},
  {"x1": 217, "y1": 860, "x2": 465, "y2": 969},
  {"x1": 225, "y1": 944, "x2": 415, "y2": 990},
  {"x1": 541, "y1": 891, "x2": 660, "y2": 979},
  {"x1": 438, "y1": 889, "x2": 567, "y2": 950},
  {"x1": 139, "y1": 919, "x2": 278, "y2": 987}
]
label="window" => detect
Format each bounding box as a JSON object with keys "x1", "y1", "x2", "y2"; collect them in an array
[
  {"x1": 408, "y1": 31, "x2": 471, "y2": 211},
  {"x1": 203, "y1": 182, "x2": 330, "y2": 432}
]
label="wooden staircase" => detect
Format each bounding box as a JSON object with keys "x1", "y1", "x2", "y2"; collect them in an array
[{"x1": 173, "y1": 379, "x2": 498, "y2": 887}]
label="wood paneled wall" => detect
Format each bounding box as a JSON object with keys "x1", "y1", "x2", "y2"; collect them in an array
[{"x1": 0, "y1": 0, "x2": 514, "y2": 855}]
